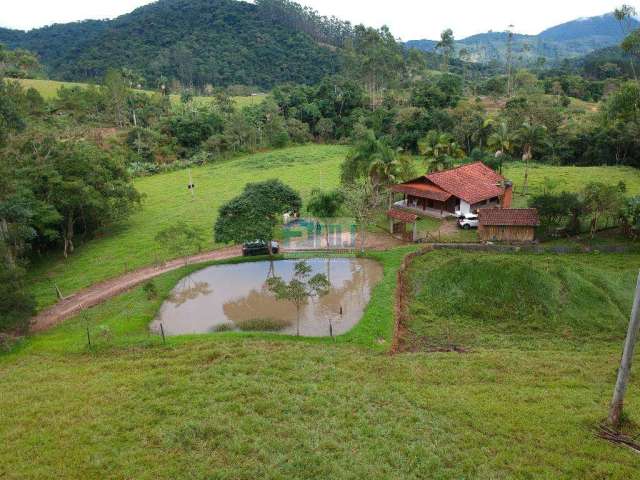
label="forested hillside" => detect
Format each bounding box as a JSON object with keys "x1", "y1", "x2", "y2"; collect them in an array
[
  {"x1": 0, "y1": 0, "x2": 349, "y2": 89},
  {"x1": 407, "y1": 13, "x2": 640, "y2": 66}
]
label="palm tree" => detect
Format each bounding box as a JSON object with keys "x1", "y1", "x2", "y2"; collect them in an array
[
  {"x1": 516, "y1": 122, "x2": 548, "y2": 196},
  {"x1": 342, "y1": 129, "x2": 397, "y2": 185},
  {"x1": 487, "y1": 122, "x2": 514, "y2": 174},
  {"x1": 419, "y1": 131, "x2": 464, "y2": 173}
]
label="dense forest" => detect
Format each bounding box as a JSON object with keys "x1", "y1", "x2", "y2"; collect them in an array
[
  {"x1": 1, "y1": 0, "x2": 640, "y2": 331},
  {"x1": 0, "y1": 0, "x2": 349, "y2": 89}
]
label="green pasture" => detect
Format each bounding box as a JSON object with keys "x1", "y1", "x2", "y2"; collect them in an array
[
  {"x1": 8, "y1": 78, "x2": 265, "y2": 108},
  {"x1": 27, "y1": 145, "x2": 349, "y2": 309},
  {"x1": 2, "y1": 248, "x2": 638, "y2": 479}
]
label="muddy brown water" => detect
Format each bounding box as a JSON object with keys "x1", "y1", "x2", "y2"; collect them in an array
[{"x1": 150, "y1": 258, "x2": 383, "y2": 337}]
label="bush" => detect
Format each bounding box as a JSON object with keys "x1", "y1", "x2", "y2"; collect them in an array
[
  {"x1": 235, "y1": 318, "x2": 291, "y2": 332},
  {"x1": 0, "y1": 264, "x2": 36, "y2": 335},
  {"x1": 213, "y1": 323, "x2": 235, "y2": 332},
  {"x1": 143, "y1": 281, "x2": 158, "y2": 300}
]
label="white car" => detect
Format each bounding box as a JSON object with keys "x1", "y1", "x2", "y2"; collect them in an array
[{"x1": 457, "y1": 213, "x2": 479, "y2": 230}]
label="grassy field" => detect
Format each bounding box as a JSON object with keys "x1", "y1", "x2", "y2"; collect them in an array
[
  {"x1": 503, "y1": 162, "x2": 640, "y2": 203},
  {"x1": 30, "y1": 150, "x2": 640, "y2": 309},
  {"x1": 28, "y1": 145, "x2": 349, "y2": 310},
  {"x1": 8, "y1": 78, "x2": 265, "y2": 108},
  {"x1": 2, "y1": 248, "x2": 639, "y2": 478}
]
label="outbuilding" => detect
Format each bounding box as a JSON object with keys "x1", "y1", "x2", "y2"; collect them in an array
[
  {"x1": 478, "y1": 208, "x2": 540, "y2": 243},
  {"x1": 387, "y1": 208, "x2": 419, "y2": 242}
]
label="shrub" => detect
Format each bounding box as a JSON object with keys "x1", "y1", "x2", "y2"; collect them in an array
[
  {"x1": 213, "y1": 323, "x2": 235, "y2": 332},
  {"x1": 235, "y1": 318, "x2": 291, "y2": 332},
  {"x1": 0, "y1": 264, "x2": 36, "y2": 335},
  {"x1": 143, "y1": 281, "x2": 158, "y2": 300}
]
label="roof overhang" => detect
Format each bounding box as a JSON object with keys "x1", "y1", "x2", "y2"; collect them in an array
[
  {"x1": 387, "y1": 208, "x2": 418, "y2": 223},
  {"x1": 390, "y1": 183, "x2": 452, "y2": 202}
]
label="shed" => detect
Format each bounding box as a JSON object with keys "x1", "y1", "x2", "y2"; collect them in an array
[
  {"x1": 478, "y1": 208, "x2": 540, "y2": 243},
  {"x1": 387, "y1": 208, "x2": 419, "y2": 242}
]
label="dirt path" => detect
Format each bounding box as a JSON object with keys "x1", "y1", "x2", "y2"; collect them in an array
[
  {"x1": 30, "y1": 246, "x2": 242, "y2": 333},
  {"x1": 29, "y1": 230, "x2": 409, "y2": 334}
]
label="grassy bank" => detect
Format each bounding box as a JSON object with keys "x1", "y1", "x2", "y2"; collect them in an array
[
  {"x1": 406, "y1": 250, "x2": 639, "y2": 349},
  {"x1": 2, "y1": 248, "x2": 639, "y2": 478},
  {"x1": 27, "y1": 145, "x2": 349, "y2": 309}
]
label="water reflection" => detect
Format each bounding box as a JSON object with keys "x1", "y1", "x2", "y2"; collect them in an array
[
  {"x1": 150, "y1": 258, "x2": 383, "y2": 337},
  {"x1": 168, "y1": 281, "x2": 212, "y2": 306}
]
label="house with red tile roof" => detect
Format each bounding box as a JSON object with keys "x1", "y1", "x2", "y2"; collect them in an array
[{"x1": 389, "y1": 162, "x2": 513, "y2": 218}]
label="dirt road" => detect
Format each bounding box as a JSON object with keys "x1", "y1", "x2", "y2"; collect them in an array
[{"x1": 30, "y1": 246, "x2": 242, "y2": 333}]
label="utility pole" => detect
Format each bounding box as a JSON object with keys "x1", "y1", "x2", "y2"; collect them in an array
[{"x1": 608, "y1": 271, "x2": 640, "y2": 428}]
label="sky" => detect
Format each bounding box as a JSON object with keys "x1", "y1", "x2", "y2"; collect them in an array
[{"x1": 0, "y1": 0, "x2": 635, "y2": 40}]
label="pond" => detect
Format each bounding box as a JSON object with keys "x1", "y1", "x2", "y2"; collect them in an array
[{"x1": 150, "y1": 258, "x2": 383, "y2": 337}]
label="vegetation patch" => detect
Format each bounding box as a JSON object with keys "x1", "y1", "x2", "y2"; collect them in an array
[{"x1": 234, "y1": 318, "x2": 292, "y2": 332}]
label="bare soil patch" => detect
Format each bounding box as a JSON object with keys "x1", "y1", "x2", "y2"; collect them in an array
[{"x1": 30, "y1": 246, "x2": 241, "y2": 333}]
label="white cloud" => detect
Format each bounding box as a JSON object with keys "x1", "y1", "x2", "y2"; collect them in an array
[{"x1": 0, "y1": 0, "x2": 634, "y2": 40}]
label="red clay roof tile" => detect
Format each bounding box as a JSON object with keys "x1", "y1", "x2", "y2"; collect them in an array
[
  {"x1": 389, "y1": 182, "x2": 452, "y2": 202},
  {"x1": 426, "y1": 162, "x2": 505, "y2": 204},
  {"x1": 478, "y1": 208, "x2": 540, "y2": 227},
  {"x1": 387, "y1": 209, "x2": 418, "y2": 223}
]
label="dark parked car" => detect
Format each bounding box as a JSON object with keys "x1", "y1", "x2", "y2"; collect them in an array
[{"x1": 242, "y1": 240, "x2": 279, "y2": 256}]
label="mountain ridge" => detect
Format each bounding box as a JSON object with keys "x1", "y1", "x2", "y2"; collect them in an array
[
  {"x1": 0, "y1": 0, "x2": 343, "y2": 89},
  {"x1": 406, "y1": 12, "x2": 639, "y2": 65}
]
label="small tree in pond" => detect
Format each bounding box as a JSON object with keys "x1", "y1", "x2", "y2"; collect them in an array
[
  {"x1": 155, "y1": 221, "x2": 206, "y2": 264},
  {"x1": 306, "y1": 189, "x2": 344, "y2": 249},
  {"x1": 342, "y1": 177, "x2": 384, "y2": 253},
  {"x1": 266, "y1": 261, "x2": 330, "y2": 336}
]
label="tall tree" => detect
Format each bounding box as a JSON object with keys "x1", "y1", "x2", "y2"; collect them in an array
[
  {"x1": 341, "y1": 177, "x2": 383, "y2": 253},
  {"x1": 343, "y1": 26, "x2": 404, "y2": 109},
  {"x1": 614, "y1": 4, "x2": 638, "y2": 81},
  {"x1": 0, "y1": 79, "x2": 26, "y2": 147},
  {"x1": 487, "y1": 122, "x2": 514, "y2": 173},
  {"x1": 436, "y1": 29, "x2": 455, "y2": 72},
  {"x1": 516, "y1": 122, "x2": 548, "y2": 196},
  {"x1": 103, "y1": 69, "x2": 129, "y2": 127},
  {"x1": 506, "y1": 25, "x2": 515, "y2": 97}
]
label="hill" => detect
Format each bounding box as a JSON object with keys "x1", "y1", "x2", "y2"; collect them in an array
[
  {"x1": 407, "y1": 13, "x2": 639, "y2": 65},
  {"x1": 0, "y1": 0, "x2": 347, "y2": 89}
]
